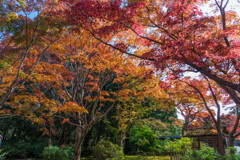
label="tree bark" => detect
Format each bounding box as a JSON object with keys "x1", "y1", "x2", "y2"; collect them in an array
[
  {"x1": 72, "y1": 126, "x2": 88, "y2": 160},
  {"x1": 217, "y1": 130, "x2": 226, "y2": 155},
  {"x1": 228, "y1": 136, "x2": 235, "y2": 154},
  {"x1": 181, "y1": 122, "x2": 188, "y2": 136},
  {"x1": 228, "y1": 136, "x2": 234, "y2": 147},
  {"x1": 119, "y1": 132, "x2": 125, "y2": 148},
  {"x1": 48, "y1": 131, "x2": 52, "y2": 146}
]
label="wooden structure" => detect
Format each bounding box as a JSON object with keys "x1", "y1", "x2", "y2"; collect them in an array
[
  {"x1": 184, "y1": 128, "x2": 225, "y2": 152},
  {"x1": 159, "y1": 129, "x2": 226, "y2": 159},
  {"x1": 159, "y1": 128, "x2": 226, "y2": 152}
]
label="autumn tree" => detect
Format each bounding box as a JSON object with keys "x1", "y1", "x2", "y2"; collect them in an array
[
  {"x1": 3, "y1": 28, "x2": 166, "y2": 160},
  {"x1": 0, "y1": 0, "x2": 67, "y2": 108},
  {"x1": 63, "y1": 0, "x2": 240, "y2": 155},
  {"x1": 170, "y1": 79, "x2": 215, "y2": 136},
  {"x1": 176, "y1": 76, "x2": 239, "y2": 154},
  {"x1": 220, "y1": 114, "x2": 240, "y2": 148}
]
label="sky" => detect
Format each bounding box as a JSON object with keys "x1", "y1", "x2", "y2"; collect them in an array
[
  {"x1": 226, "y1": 0, "x2": 240, "y2": 15},
  {"x1": 177, "y1": 0, "x2": 240, "y2": 120},
  {"x1": 199, "y1": 0, "x2": 240, "y2": 16}
]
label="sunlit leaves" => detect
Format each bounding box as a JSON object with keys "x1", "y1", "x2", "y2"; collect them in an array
[{"x1": 52, "y1": 102, "x2": 88, "y2": 114}]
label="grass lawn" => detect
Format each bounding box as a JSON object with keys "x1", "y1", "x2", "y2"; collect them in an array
[
  {"x1": 82, "y1": 155, "x2": 171, "y2": 160},
  {"x1": 124, "y1": 155, "x2": 170, "y2": 160},
  {"x1": 6, "y1": 156, "x2": 171, "y2": 160}
]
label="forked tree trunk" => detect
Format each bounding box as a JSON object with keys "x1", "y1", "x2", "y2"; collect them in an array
[{"x1": 72, "y1": 126, "x2": 88, "y2": 160}]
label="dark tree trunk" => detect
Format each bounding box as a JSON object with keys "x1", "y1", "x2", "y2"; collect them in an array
[
  {"x1": 48, "y1": 132, "x2": 52, "y2": 146},
  {"x1": 228, "y1": 136, "x2": 235, "y2": 154},
  {"x1": 181, "y1": 123, "x2": 187, "y2": 136},
  {"x1": 58, "y1": 126, "x2": 70, "y2": 146},
  {"x1": 228, "y1": 136, "x2": 234, "y2": 147},
  {"x1": 217, "y1": 130, "x2": 226, "y2": 155}
]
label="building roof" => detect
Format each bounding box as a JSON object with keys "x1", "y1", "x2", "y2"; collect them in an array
[
  {"x1": 159, "y1": 136, "x2": 182, "y2": 139},
  {"x1": 184, "y1": 128, "x2": 218, "y2": 137}
]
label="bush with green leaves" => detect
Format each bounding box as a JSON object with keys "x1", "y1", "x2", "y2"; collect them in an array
[
  {"x1": 164, "y1": 137, "x2": 192, "y2": 153},
  {"x1": 184, "y1": 147, "x2": 240, "y2": 160},
  {"x1": 92, "y1": 140, "x2": 124, "y2": 160},
  {"x1": 2, "y1": 142, "x2": 31, "y2": 158},
  {"x1": 42, "y1": 145, "x2": 73, "y2": 160},
  {"x1": 184, "y1": 147, "x2": 218, "y2": 160},
  {"x1": 128, "y1": 126, "x2": 162, "y2": 155}
]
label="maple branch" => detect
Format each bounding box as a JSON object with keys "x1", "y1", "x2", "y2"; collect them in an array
[
  {"x1": 206, "y1": 80, "x2": 221, "y2": 124},
  {"x1": 0, "y1": 65, "x2": 13, "y2": 85},
  {"x1": 218, "y1": 84, "x2": 240, "y2": 105},
  {"x1": 0, "y1": 36, "x2": 15, "y2": 57},
  {"x1": 87, "y1": 30, "x2": 152, "y2": 60},
  {"x1": 184, "y1": 61, "x2": 240, "y2": 93},
  {"x1": 229, "y1": 107, "x2": 240, "y2": 137},
  {"x1": 96, "y1": 102, "x2": 116, "y2": 121},
  {"x1": 91, "y1": 72, "x2": 112, "y2": 120},
  {"x1": 215, "y1": 0, "x2": 230, "y2": 47},
  {"x1": 0, "y1": 36, "x2": 61, "y2": 108},
  {"x1": 119, "y1": 20, "x2": 164, "y2": 45},
  {"x1": 0, "y1": 9, "x2": 58, "y2": 108},
  {"x1": 56, "y1": 115, "x2": 85, "y2": 129},
  {"x1": 145, "y1": 6, "x2": 178, "y2": 40},
  {"x1": 179, "y1": 79, "x2": 217, "y2": 125},
  {"x1": 223, "y1": 0, "x2": 229, "y2": 10},
  {"x1": 234, "y1": 130, "x2": 240, "y2": 138},
  {"x1": 59, "y1": 74, "x2": 73, "y2": 99}
]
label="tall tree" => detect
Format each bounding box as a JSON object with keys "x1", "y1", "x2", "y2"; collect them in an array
[
  {"x1": 4, "y1": 29, "x2": 162, "y2": 159},
  {"x1": 176, "y1": 76, "x2": 236, "y2": 154},
  {"x1": 65, "y1": 1, "x2": 240, "y2": 154},
  {"x1": 0, "y1": 0, "x2": 65, "y2": 108}
]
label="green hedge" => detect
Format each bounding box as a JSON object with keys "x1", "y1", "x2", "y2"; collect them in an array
[
  {"x1": 92, "y1": 140, "x2": 124, "y2": 160},
  {"x1": 42, "y1": 145, "x2": 73, "y2": 160}
]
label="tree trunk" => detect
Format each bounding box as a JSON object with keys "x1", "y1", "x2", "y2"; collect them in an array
[
  {"x1": 217, "y1": 133, "x2": 226, "y2": 155},
  {"x1": 48, "y1": 132, "x2": 52, "y2": 146},
  {"x1": 119, "y1": 132, "x2": 125, "y2": 148},
  {"x1": 228, "y1": 136, "x2": 235, "y2": 154},
  {"x1": 72, "y1": 126, "x2": 88, "y2": 160},
  {"x1": 181, "y1": 123, "x2": 187, "y2": 136},
  {"x1": 58, "y1": 126, "x2": 69, "y2": 146},
  {"x1": 228, "y1": 136, "x2": 234, "y2": 147},
  {"x1": 72, "y1": 142, "x2": 82, "y2": 160},
  {"x1": 182, "y1": 118, "x2": 189, "y2": 136}
]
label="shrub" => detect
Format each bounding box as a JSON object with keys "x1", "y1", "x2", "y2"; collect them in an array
[
  {"x1": 0, "y1": 149, "x2": 8, "y2": 160},
  {"x1": 29, "y1": 141, "x2": 48, "y2": 158},
  {"x1": 184, "y1": 147, "x2": 240, "y2": 160},
  {"x1": 62, "y1": 145, "x2": 74, "y2": 159},
  {"x1": 184, "y1": 147, "x2": 218, "y2": 160},
  {"x1": 42, "y1": 145, "x2": 74, "y2": 160},
  {"x1": 2, "y1": 141, "x2": 47, "y2": 158},
  {"x1": 164, "y1": 137, "x2": 192, "y2": 154},
  {"x1": 2, "y1": 142, "x2": 30, "y2": 158},
  {"x1": 92, "y1": 140, "x2": 124, "y2": 160},
  {"x1": 128, "y1": 126, "x2": 162, "y2": 155}
]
